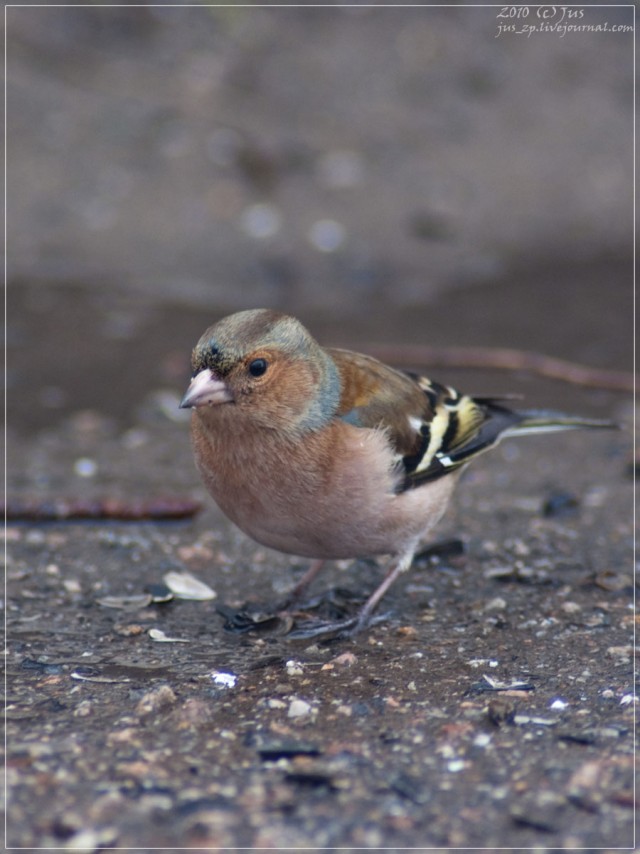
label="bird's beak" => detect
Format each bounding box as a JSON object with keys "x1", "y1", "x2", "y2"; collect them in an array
[{"x1": 179, "y1": 369, "x2": 233, "y2": 409}]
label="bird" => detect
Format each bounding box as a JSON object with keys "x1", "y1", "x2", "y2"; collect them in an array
[{"x1": 180, "y1": 308, "x2": 616, "y2": 635}]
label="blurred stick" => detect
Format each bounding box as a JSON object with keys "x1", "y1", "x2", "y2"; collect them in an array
[
  {"x1": 4, "y1": 497, "x2": 202, "y2": 522},
  {"x1": 364, "y1": 344, "x2": 632, "y2": 393}
]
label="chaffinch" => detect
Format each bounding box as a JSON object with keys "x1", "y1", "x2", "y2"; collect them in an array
[{"x1": 180, "y1": 308, "x2": 615, "y2": 635}]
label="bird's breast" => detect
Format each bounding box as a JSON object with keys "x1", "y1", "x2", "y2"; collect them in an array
[{"x1": 190, "y1": 412, "x2": 455, "y2": 560}]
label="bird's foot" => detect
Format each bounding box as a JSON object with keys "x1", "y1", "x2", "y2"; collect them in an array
[
  {"x1": 286, "y1": 610, "x2": 391, "y2": 640},
  {"x1": 217, "y1": 586, "x2": 379, "y2": 638}
]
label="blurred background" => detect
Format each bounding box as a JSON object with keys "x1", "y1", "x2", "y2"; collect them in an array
[
  {"x1": 7, "y1": 3, "x2": 634, "y2": 436},
  {"x1": 6, "y1": 9, "x2": 635, "y2": 849}
]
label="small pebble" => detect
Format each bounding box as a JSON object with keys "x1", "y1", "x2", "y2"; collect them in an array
[
  {"x1": 560, "y1": 601, "x2": 582, "y2": 614},
  {"x1": 73, "y1": 700, "x2": 94, "y2": 718},
  {"x1": 135, "y1": 684, "x2": 177, "y2": 716},
  {"x1": 396, "y1": 625, "x2": 418, "y2": 637},
  {"x1": 113, "y1": 623, "x2": 145, "y2": 637},
  {"x1": 63, "y1": 578, "x2": 82, "y2": 594},
  {"x1": 173, "y1": 697, "x2": 215, "y2": 726},
  {"x1": 148, "y1": 628, "x2": 190, "y2": 643},
  {"x1": 65, "y1": 828, "x2": 118, "y2": 850},
  {"x1": 607, "y1": 645, "x2": 632, "y2": 660},
  {"x1": 331, "y1": 652, "x2": 358, "y2": 667},
  {"x1": 211, "y1": 671, "x2": 237, "y2": 689},
  {"x1": 288, "y1": 698, "x2": 313, "y2": 718},
  {"x1": 593, "y1": 569, "x2": 632, "y2": 592}
]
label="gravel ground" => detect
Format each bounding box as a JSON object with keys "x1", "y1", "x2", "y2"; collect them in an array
[{"x1": 6, "y1": 371, "x2": 635, "y2": 849}]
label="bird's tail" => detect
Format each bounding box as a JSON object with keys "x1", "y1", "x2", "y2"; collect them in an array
[
  {"x1": 401, "y1": 399, "x2": 618, "y2": 489},
  {"x1": 503, "y1": 409, "x2": 619, "y2": 438}
]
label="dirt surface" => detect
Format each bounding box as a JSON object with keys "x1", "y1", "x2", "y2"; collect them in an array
[
  {"x1": 5, "y1": 4, "x2": 635, "y2": 851},
  {"x1": 6, "y1": 400, "x2": 635, "y2": 849}
]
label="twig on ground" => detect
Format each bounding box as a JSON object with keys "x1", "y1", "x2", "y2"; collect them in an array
[
  {"x1": 362, "y1": 344, "x2": 632, "y2": 393},
  {"x1": 4, "y1": 497, "x2": 202, "y2": 522}
]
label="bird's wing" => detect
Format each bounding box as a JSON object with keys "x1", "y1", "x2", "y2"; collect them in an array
[{"x1": 329, "y1": 348, "x2": 520, "y2": 492}]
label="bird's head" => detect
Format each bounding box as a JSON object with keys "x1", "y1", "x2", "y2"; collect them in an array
[{"x1": 180, "y1": 309, "x2": 341, "y2": 432}]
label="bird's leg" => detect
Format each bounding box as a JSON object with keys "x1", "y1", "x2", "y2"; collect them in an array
[
  {"x1": 348, "y1": 547, "x2": 416, "y2": 635},
  {"x1": 280, "y1": 558, "x2": 327, "y2": 608},
  {"x1": 285, "y1": 547, "x2": 418, "y2": 639}
]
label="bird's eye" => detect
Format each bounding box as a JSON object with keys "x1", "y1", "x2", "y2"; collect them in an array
[{"x1": 248, "y1": 358, "x2": 268, "y2": 378}]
